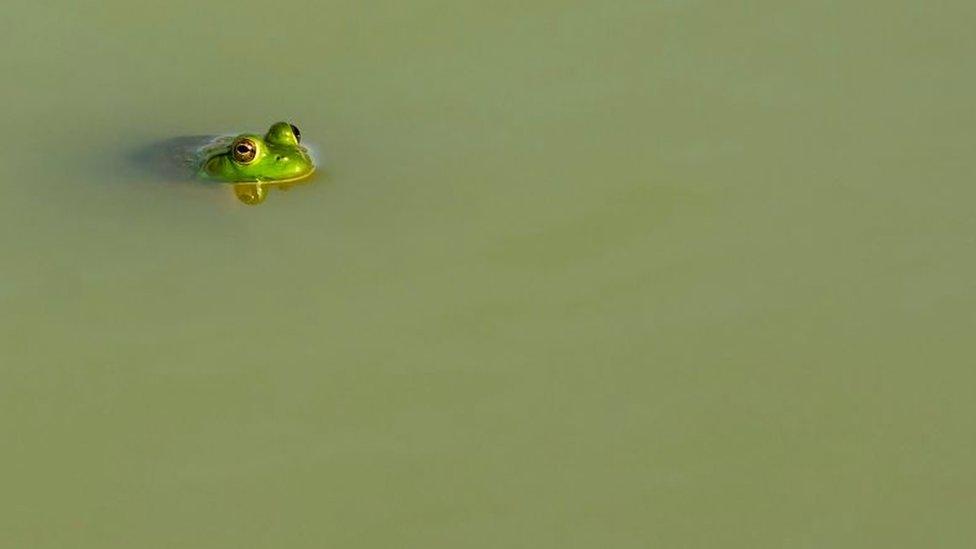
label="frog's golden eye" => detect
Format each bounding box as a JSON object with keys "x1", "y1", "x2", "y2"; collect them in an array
[
  {"x1": 232, "y1": 139, "x2": 257, "y2": 164},
  {"x1": 290, "y1": 124, "x2": 301, "y2": 143}
]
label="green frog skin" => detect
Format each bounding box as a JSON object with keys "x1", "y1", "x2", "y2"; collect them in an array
[{"x1": 198, "y1": 121, "x2": 315, "y2": 188}]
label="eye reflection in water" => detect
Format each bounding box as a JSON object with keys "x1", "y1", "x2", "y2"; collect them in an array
[{"x1": 232, "y1": 179, "x2": 310, "y2": 205}]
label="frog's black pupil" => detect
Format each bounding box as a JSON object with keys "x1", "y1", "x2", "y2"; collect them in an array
[
  {"x1": 237, "y1": 144, "x2": 249, "y2": 153},
  {"x1": 290, "y1": 124, "x2": 301, "y2": 143}
]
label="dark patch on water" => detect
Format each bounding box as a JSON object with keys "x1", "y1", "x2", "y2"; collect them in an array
[{"x1": 126, "y1": 135, "x2": 229, "y2": 183}]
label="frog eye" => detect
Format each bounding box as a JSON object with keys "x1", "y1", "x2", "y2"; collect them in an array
[
  {"x1": 232, "y1": 139, "x2": 257, "y2": 164},
  {"x1": 290, "y1": 124, "x2": 301, "y2": 143}
]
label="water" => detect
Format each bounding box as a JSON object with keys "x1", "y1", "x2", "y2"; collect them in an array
[{"x1": 2, "y1": 1, "x2": 974, "y2": 547}]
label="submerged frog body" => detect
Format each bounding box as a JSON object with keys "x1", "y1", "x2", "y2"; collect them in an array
[{"x1": 197, "y1": 122, "x2": 316, "y2": 204}]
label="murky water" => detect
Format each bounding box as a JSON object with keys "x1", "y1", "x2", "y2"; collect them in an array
[{"x1": 2, "y1": 1, "x2": 974, "y2": 547}]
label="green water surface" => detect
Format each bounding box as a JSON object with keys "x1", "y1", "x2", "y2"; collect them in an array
[{"x1": 1, "y1": 1, "x2": 974, "y2": 547}]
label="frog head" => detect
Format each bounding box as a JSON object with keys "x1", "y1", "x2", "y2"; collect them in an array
[{"x1": 200, "y1": 122, "x2": 315, "y2": 183}]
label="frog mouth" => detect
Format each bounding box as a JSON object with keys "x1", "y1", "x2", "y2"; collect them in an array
[{"x1": 264, "y1": 166, "x2": 315, "y2": 184}]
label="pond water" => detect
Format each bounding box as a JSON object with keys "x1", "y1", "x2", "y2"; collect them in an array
[{"x1": 2, "y1": 1, "x2": 973, "y2": 547}]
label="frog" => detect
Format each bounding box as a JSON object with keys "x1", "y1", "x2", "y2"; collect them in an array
[{"x1": 196, "y1": 122, "x2": 316, "y2": 204}]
